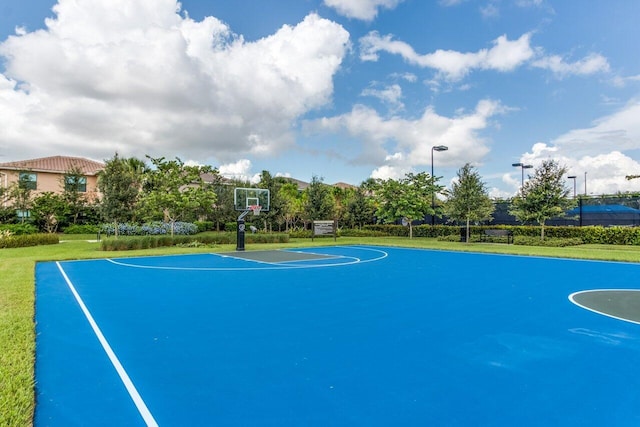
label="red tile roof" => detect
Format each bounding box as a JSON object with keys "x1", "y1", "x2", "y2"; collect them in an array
[{"x1": 0, "y1": 156, "x2": 105, "y2": 175}]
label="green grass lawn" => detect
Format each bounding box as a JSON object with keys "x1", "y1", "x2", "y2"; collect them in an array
[{"x1": 2, "y1": 235, "x2": 640, "y2": 426}]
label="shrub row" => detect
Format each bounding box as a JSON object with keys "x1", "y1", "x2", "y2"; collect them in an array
[
  {"x1": 0, "y1": 223, "x2": 39, "y2": 235},
  {"x1": 362, "y1": 224, "x2": 640, "y2": 245},
  {"x1": 0, "y1": 233, "x2": 59, "y2": 249},
  {"x1": 194, "y1": 221, "x2": 215, "y2": 232},
  {"x1": 100, "y1": 232, "x2": 289, "y2": 251},
  {"x1": 101, "y1": 221, "x2": 199, "y2": 236},
  {"x1": 289, "y1": 228, "x2": 389, "y2": 238},
  {"x1": 513, "y1": 236, "x2": 584, "y2": 247}
]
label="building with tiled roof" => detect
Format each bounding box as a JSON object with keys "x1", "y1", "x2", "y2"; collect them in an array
[
  {"x1": 0, "y1": 156, "x2": 105, "y2": 206},
  {"x1": 0, "y1": 155, "x2": 104, "y2": 175}
]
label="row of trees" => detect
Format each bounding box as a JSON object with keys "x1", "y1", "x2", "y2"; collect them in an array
[{"x1": 1, "y1": 153, "x2": 575, "y2": 240}]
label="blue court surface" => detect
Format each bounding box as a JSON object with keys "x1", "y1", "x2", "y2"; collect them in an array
[{"x1": 35, "y1": 246, "x2": 640, "y2": 426}]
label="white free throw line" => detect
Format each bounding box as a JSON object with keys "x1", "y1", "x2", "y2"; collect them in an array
[{"x1": 55, "y1": 262, "x2": 159, "y2": 427}]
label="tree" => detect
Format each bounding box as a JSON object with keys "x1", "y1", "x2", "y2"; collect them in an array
[
  {"x1": 257, "y1": 171, "x2": 293, "y2": 232},
  {"x1": 509, "y1": 159, "x2": 575, "y2": 239},
  {"x1": 139, "y1": 156, "x2": 217, "y2": 236},
  {"x1": 375, "y1": 172, "x2": 444, "y2": 238},
  {"x1": 98, "y1": 153, "x2": 141, "y2": 237},
  {"x1": 346, "y1": 187, "x2": 375, "y2": 228},
  {"x1": 278, "y1": 181, "x2": 304, "y2": 231},
  {"x1": 31, "y1": 192, "x2": 67, "y2": 233},
  {"x1": 304, "y1": 175, "x2": 335, "y2": 222},
  {"x1": 61, "y1": 165, "x2": 90, "y2": 225},
  {"x1": 331, "y1": 185, "x2": 356, "y2": 226},
  {"x1": 444, "y1": 163, "x2": 495, "y2": 243},
  {"x1": 210, "y1": 179, "x2": 237, "y2": 231}
]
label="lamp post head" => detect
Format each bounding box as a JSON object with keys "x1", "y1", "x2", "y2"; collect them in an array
[
  {"x1": 523, "y1": 164, "x2": 533, "y2": 169},
  {"x1": 512, "y1": 162, "x2": 523, "y2": 167},
  {"x1": 432, "y1": 145, "x2": 448, "y2": 152},
  {"x1": 567, "y1": 175, "x2": 577, "y2": 179}
]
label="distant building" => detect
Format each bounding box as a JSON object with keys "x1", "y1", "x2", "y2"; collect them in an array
[
  {"x1": 0, "y1": 156, "x2": 105, "y2": 207},
  {"x1": 332, "y1": 182, "x2": 358, "y2": 190}
]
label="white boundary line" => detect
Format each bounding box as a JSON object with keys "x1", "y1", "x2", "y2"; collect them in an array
[
  {"x1": 568, "y1": 289, "x2": 640, "y2": 326},
  {"x1": 55, "y1": 262, "x2": 159, "y2": 426},
  {"x1": 104, "y1": 247, "x2": 388, "y2": 271}
]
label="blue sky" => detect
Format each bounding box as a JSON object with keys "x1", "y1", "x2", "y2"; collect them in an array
[{"x1": 1, "y1": 0, "x2": 639, "y2": 196}]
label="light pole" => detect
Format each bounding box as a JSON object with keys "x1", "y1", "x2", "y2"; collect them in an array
[
  {"x1": 431, "y1": 145, "x2": 448, "y2": 225},
  {"x1": 584, "y1": 171, "x2": 587, "y2": 195},
  {"x1": 512, "y1": 162, "x2": 533, "y2": 188},
  {"x1": 567, "y1": 175, "x2": 577, "y2": 198}
]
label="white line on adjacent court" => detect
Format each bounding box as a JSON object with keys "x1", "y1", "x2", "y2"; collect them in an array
[
  {"x1": 55, "y1": 262, "x2": 159, "y2": 427},
  {"x1": 569, "y1": 289, "x2": 640, "y2": 326}
]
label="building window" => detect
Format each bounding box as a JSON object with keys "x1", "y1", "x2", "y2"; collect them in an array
[
  {"x1": 16, "y1": 210, "x2": 31, "y2": 219},
  {"x1": 18, "y1": 173, "x2": 37, "y2": 190},
  {"x1": 65, "y1": 176, "x2": 87, "y2": 192}
]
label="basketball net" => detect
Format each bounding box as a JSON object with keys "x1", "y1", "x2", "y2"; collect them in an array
[{"x1": 249, "y1": 205, "x2": 262, "y2": 216}]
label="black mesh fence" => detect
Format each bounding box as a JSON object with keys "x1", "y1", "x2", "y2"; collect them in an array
[{"x1": 429, "y1": 195, "x2": 640, "y2": 227}]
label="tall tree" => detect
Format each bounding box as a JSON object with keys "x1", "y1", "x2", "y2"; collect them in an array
[
  {"x1": 304, "y1": 175, "x2": 335, "y2": 222},
  {"x1": 331, "y1": 185, "x2": 356, "y2": 226},
  {"x1": 61, "y1": 165, "x2": 90, "y2": 225},
  {"x1": 444, "y1": 163, "x2": 495, "y2": 243},
  {"x1": 207, "y1": 175, "x2": 236, "y2": 231},
  {"x1": 278, "y1": 181, "x2": 304, "y2": 231},
  {"x1": 346, "y1": 187, "x2": 375, "y2": 228},
  {"x1": 31, "y1": 192, "x2": 67, "y2": 233},
  {"x1": 98, "y1": 153, "x2": 140, "y2": 237},
  {"x1": 509, "y1": 159, "x2": 575, "y2": 239},
  {"x1": 375, "y1": 172, "x2": 444, "y2": 238},
  {"x1": 257, "y1": 170, "x2": 292, "y2": 231},
  {"x1": 139, "y1": 156, "x2": 217, "y2": 236}
]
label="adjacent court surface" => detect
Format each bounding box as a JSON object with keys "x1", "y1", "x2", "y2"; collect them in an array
[{"x1": 35, "y1": 246, "x2": 640, "y2": 426}]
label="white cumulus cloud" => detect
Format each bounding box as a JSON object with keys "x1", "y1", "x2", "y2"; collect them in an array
[
  {"x1": 532, "y1": 53, "x2": 610, "y2": 77},
  {"x1": 516, "y1": 101, "x2": 640, "y2": 195},
  {"x1": 0, "y1": 0, "x2": 350, "y2": 165},
  {"x1": 361, "y1": 83, "x2": 404, "y2": 111},
  {"x1": 306, "y1": 99, "x2": 506, "y2": 178},
  {"x1": 360, "y1": 32, "x2": 535, "y2": 80},
  {"x1": 359, "y1": 30, "x2": 610, "y2": 81},
  {"x1": 218, "y1": 159, "x2": 261, "y2": 183},
  {"x1": 324, "y1": 0, "x2": 405, "y2": 21}
]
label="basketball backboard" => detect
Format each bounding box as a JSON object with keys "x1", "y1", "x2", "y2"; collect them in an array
[{"x1": 233, "y1": 187, "x2": 270, "y2": 211}]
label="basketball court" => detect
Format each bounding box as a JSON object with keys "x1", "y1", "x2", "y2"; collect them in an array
[{"x1": 35, "y1": 246, "x2": 640, "y2": 426}]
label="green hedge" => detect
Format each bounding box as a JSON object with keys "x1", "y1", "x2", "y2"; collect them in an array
[
  {"x1": 0, "y1": 223, "x2": 39, "y2": 235},
  {"x1": 362, "y1": 224, "x2": 640, "y2": 245},
  {"x1": 100, "y1": 232, "x2": 289, "y2": 251},
  {"x1": 194, "y1": 221, "x2": 215, "y2": 232},
  {"x1": 0, "y1": 233, "x2": 59, "y2": 248},
  {"x1": 513, "y1": 236, "x2": 584, "y2": 247},
  {"x1": 363, "y1": 224, "x2": 461, "y2": 238}
]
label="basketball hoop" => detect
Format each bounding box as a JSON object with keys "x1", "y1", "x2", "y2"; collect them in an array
[{"x1": 249, "y1": 205, "x2": 262, "y2": 216}]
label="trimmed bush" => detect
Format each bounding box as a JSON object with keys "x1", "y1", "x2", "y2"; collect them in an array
[
  {"x1": 194, "y1": 221, "x2": 215, "y2": 233},
  {"x1": 348, "y1": 224, "x2": 640, "y2": 246},
  {"x1": 100, "y1": 232, "x2": 290, "y2": 251},
  {"x1": 0, "y1": 223, "x2": 38, "y2": 235},
  {"x1": 101, "y1": 221, "x2": 198, "y2": 236},
  {"x1": 0, "y1": 233, "x2": 59, "y2": 249}
]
